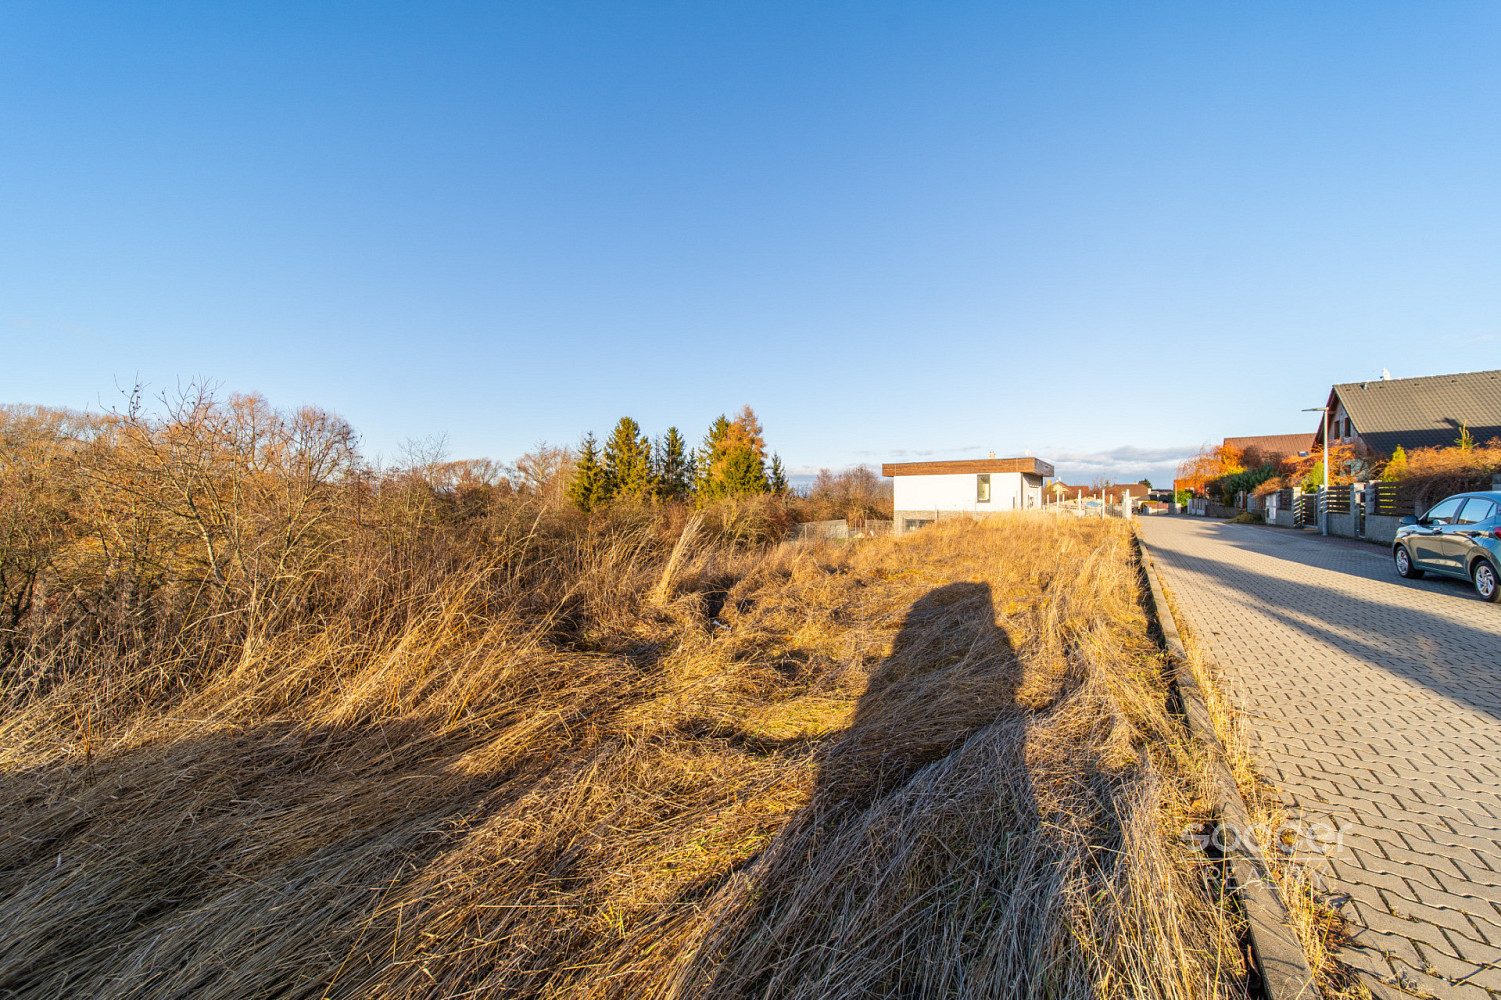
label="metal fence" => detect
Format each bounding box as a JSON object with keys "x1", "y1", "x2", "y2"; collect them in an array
[
  {"x1": 786, "y1": 519, "x2": 892, "y2": 541},
  {"x1": 1046, "y1": 500, "x2": 1135, "y2": 519}
]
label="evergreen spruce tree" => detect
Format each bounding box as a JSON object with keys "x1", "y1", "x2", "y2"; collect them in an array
[
  {"x1": 717, "y1": 446, "x2": 767, "y2": 495},
  {"x1": 694, "y1": 415, "x2": 731, "y2": 500},
  {"x1": 656, "y1": 427, "x2": 691, "y2": 501},
  {"x1": 567, "y1": 433, "x2": 609, "y2": 512},
  {"x1": 603, "y1": 417, "x2": 656, "y2": 500},
  {"x1": 769, "y1": 453, "x2": 789, "y2": 494},
  {"x1": 695, "y1": 408, "x2": 776, "y2": 502}
]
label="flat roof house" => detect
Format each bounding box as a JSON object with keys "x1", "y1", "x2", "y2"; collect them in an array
[
  {"x1": 882, "y1": 457, "x2": 1054, "y2": 534},
  {"x1": 1314, "y1": 369, "x2": 1501, "y2": 455}
]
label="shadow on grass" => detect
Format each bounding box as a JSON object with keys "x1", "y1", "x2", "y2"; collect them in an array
[{"x1": 696, "y1": 581, "x2": 1047, "y2": 998}]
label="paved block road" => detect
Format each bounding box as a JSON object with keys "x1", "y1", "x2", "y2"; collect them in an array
[{"x1": 1138, "y1": 516, "x2": 1501, "y2": 1000}]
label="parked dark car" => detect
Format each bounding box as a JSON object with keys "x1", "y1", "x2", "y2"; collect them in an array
[{"x1": 1393, "y1": 491, "x2": 1501, "y2": 602}]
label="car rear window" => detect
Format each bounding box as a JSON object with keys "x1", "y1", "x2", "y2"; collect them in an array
[{"x1": 1456, "y1": 498, "x2": 1498, "y2": 525}]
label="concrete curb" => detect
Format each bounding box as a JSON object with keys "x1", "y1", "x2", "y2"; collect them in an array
[{"x1": 1135, "y1": 530, "x2": 1320, "y2": 1000}]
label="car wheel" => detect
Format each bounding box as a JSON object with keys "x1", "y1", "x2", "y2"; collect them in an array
[
  {"x1": 1474, "y1": 558, "x2": 1501, "y2": 603},
  {"x1": 1394, "y1": 546, "x2": 1424, "y2": 579}
]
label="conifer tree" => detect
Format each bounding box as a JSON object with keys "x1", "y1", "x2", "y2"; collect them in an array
[
  {"x1": 655, "y1": 427, "x2": 691, "y2": 501},
  {"x1": 696, "y1": 408, "x2": 772, "y2": 501},
  {"x1": 718, "y1": 445, "x2": 768, "y2": 496},
  {"x1": 694, "y1": 415, "x2": 731, "y2": 498},
  {"x1": 603, "y1": 417, "x2": 655, "y2": 500},
  {"x1": 769, "y1": 453, "x2": 789, "y2": 494},
  {"x1": 729, "y1": 404, "x2": 766, "y2": 458},
  {"x1": 567, "y1": 433, "x2": 609, "y2": 512}
]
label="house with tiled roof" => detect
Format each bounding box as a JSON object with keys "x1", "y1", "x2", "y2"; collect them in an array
[
  {"x1": 1051, "y1": 482, "x2": 1150, "y2": 503},
  {"x1": 1222, "y1": 433, "x2": 1316, "y2": 463},
  {"x1": 1313, "y1": 369, "x2": 1501, "y2": 456}
]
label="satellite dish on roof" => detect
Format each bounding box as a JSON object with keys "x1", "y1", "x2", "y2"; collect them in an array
[{"x1": 1381, "y1": 368, "x2": 1391, "y2": 380}]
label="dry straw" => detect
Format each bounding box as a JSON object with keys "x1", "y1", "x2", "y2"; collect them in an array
[{"x1": 1, "y1": 513, "x2": 1243, "y2": 999}]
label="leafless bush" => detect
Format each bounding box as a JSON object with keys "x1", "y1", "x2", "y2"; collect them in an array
[{"x1": 788, "y1": 465, "x2": 892, "y2": 523}]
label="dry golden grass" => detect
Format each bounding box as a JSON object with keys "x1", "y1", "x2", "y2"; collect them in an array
[{"x1": 0, "y1": 514, "x2": 1242, "y2": 999}]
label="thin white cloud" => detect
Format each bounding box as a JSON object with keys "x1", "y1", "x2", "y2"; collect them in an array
[
  {"x1": 855, "y1": 445, "x2": 982, "y2": 459},
  {"x1": 1042, "y1": 444, "x2": 1198, "y2": 486}
]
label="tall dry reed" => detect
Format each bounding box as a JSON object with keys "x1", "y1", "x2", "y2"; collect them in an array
[{"x1": 0, "y1": 508, "x2": 1238, "y2": 999}]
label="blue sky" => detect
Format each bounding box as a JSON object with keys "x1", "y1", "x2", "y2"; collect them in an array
[{"x1": 4, "y1": 3, "x2": 1499, "y2": 486}]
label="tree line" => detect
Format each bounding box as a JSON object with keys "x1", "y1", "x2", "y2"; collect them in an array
[
  {"x1": 0, "y1": 387, "x2": 897, "y2": 672},
  {"x1": 567, "y1": 405, "x2": 788, "y2": 512}
]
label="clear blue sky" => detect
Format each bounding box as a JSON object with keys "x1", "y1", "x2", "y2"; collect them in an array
[{"x1": 4, "y1": 3, "x2": 1499, "y2": 486}]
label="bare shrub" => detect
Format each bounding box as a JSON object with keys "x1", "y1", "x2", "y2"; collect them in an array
[
  {"x1": 515, "y1": 442, "x2": 574, "y2": 504},
  {"x1": 787, "y1": 465, "x2": 892, "y2": 523}
]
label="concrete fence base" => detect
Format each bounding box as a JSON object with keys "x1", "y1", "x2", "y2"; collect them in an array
[{"x1": 1363, "y1": 514, "x2": 1403, "y2": 546}]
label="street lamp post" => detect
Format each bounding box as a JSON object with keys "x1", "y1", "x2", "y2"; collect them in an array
[{"x1": 1303, "y1": 406, "x2": 1330, "y2": 535}]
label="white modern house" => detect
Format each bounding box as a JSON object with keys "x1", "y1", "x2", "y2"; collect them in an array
[{"x1": 882, "y1": 457, "x2": 1054, "y2": 534}]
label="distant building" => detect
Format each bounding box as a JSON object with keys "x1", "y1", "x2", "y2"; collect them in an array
[
  {"x1": 1051, "y1": 483, "x2": 1150, "y2": 503},
  {"x1": 882, "y1": 457, "x2": 1054, "y2": 534},
  {"x1": 1222, "y1": 433, "x2": 1316, "y2": 463},
  {"x1": 1313, "y1": 369, "x2": 1501, "y2": 455}
]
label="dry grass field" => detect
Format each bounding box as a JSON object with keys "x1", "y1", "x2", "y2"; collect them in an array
[{"x1": 0, "y1": 503, "x2": 1249, "y2": 999}]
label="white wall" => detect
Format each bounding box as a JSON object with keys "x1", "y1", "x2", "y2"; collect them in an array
[{"x1": 894, "y1": 472, "x2": 1042, "y2": 512}]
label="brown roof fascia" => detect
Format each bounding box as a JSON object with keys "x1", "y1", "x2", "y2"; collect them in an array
[{"x1": 881, "y1": 457, "x2": 1055, "y2": 478}]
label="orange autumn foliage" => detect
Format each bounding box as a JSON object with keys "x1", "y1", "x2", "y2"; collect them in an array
[{"x1": 1173, "y1": 444, "x2": 1245, "y2": 497}]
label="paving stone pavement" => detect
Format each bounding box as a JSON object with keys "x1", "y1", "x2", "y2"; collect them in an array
[{"x1": 1138, "y1": 516, "x2": 1501, "y2": 1000}]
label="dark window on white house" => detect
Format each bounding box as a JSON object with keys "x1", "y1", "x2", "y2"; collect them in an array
[
  {"x1": 977, "y1": 474, "x2": 991, "y2": 503},
  {"x1": 1344, "y1": 417, "x2": 1352, "y2": 437}
]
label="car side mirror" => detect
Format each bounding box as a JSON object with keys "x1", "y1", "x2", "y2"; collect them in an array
[{"x1": 1399, "y1": 516, "x2": 1418, "y2": 526}]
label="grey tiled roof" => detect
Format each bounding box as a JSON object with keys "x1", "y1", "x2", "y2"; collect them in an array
[{"x1": 1323, "y1": 369, "x2": 1501, "y2": 454}]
